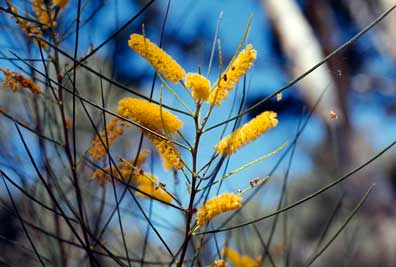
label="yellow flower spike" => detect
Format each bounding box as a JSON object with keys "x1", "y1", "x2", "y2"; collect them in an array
[
  {"x1": 135, "y1": 174, "x2": 173, "y2": 204},
  {"x1": 128, "y1": 33, "x2": 185, "y2": 83},
  {"x1": 145, "y1": 132, "x2": 184, "y2": 170},
  {"x1": 208, "y1": 44, "x2": 257, "y2": 105},
  {"x1": 223, "y1": 247, "x2": 260, "y2": 267},
  {"x1": 32, "y1": 0, "x2": 56, "y2": 29},
  {"x1": 92, "y1": 150, "x2": 149, "y2": 187},
  {"x1": 185, "y1": 73, "x2": 211, "y2": 101},
  {"x1": 10, "y1": 5, "x2": 48, "y2": 49},
  {"x1": 88, "y1": 117, "x2": 125, "y2": 161},
  {"x1": 117, "y1": 97, "x2": 183, "y2": 134},
  {"x1": 196, "y1": 193, "x2": 242, "y2": 226},
  {"x1": 210, "y1": 260, "x2": 227, "y2": 267},
  {"x1": 1, "y1": 69, "x2": 41, "y2": 94},
  {"x1": 53, "y1": 0, "x2": 69, "y2": 9},
  {"x1": 215, "y1": 111, "x2": 278, "y2": 156}
]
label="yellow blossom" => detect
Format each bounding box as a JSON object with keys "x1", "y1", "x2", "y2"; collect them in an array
[
  {"x1": 88, "y1": 117, "x2": 125, "y2": 161},
  {"x1": 32, "y1": 0, "x2": 56, "y2": 29},
  {"x1": 92, "y1": 150, "x2": 149, "y2": 187},
  {"x1": 145, "y1": 132, "x2": 184, "y2": 170},
  {"x1": 196, "y1": 193, "x2": 242, "y2": 226},
  {"x1": 1, "y1": 69, "x2": 41, "y2": 94},
  {"x1": 53, "y1": 0, "x2": 69, "y2": 8},
  {"x1": 185, "y1": 73, "x2": 210, "y2": 101},
  {"x1": 208, "y1": 44, "x2": 257, "y2": 105},
  {"x1": 223, "y1": 247, "x2": 262, "y2": 267},
  {"x1": 215, "y1": 111, "x2": 278, "y2": 156},
  {"x1": 128, "y1": 33, "x2": 185, "y2": 83},
  {"x1": 211, "y1": 259, "x2": 227, "y2": 267},
  {"x1": 135, "y1": 174, "x2": 173, "y2": 203},
  {"x1": 118, "y1": 97, "x2": 183, "y2": 134},
  {"x1": 10, "y1": 5, "x2": 47, "y2": 49}
]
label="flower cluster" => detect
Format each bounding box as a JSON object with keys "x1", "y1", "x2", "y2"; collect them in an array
[
  {"x1": 128, "y1": 34, "x2": 186, "y2": 83},
  {"x1": 32, "y1": 0, "x2": 56, "y2": 29},
  {"x1": 208, "y1": 44, "x2": 257, "y2": 105},
  {"x1": 135, "y1": 173, "x2": 173, "y2": 203},
  {"x1": 196, "y1": 193, "x2": 242, "y2": 226},
  {"x1": 1, "y1": 69, "x2": 41, "y2": 94},
  {"x1": 211, "y1": 260, "x2": 227, "y2": 267},
  {"x1": 145, "y1": 133, "x2": 184, "y2": 170},
  {"x1": 88, "y1": 117, "x2": 125, "y2": 161},
  {"x1": 223, "y1": 247, "x2": 262, "y2": 267},
  {"x1": 117, "y1": 97, "x2": 184, "y2": 170},
  {"x1": 117, "y1": 97, "x2": 183, "y2": 134},
  {"x1": 53, "y1": 0, "x2": 69, "y2": 8},
  {"x1": 215, "y1": 111, "x2": 278, "y2": 156},
  {"x1": 92, "y1": 150, "x2": 149, "y2": 187},
  {"x1": 185, "y1": 73, "x2": 211, "y2": 101}
]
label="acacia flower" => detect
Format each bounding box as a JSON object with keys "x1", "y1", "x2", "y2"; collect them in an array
[
  {"x1": 135, "y1": 173, "x2": 173, "y2": 203},
  {"x1": 128, "y1": 33, "x2": 185, "y2": 83},
  {"x1": 208, "y1": 44, "x2": 257, "y2": 105},
  {"x1": 1, "y1": 69, "x2": 41, "y2": 94},
  {"x1": 92, "y1": 150, "x2": 149, "y2": 187},
  {"x1": 185, "y1": 73, "x2": 210, "y2": 101},
  {"x1": 145, "y1": 132, "x2": 184, "y2": 170},
  {"x1": 10, "y1": 6, "x2": 47, "y2": 49},
  {"x1": 53, "y1": 0, "x2": 69, "y2": 8},
  {"x1": 118, "y1": 97, "x2": 183, "y2": 134},
  {"x1": 223, "y1": 247, "x2": 262, "y2": 267},
  {"x1": 196, "y1": 193, "x2": 242, "y2": 226},
  {"x1": 215, "y1": 111, "x2": 278, "y2": 156},
  {"x1": 32, "y1": 0, "x2": 56, "y2": 29},
  {"x1": 88, "y1": 117, "x2": 125, "y2": 161},
  {"x1": 211, "y1": 260, "x2": 227, "y2": 267}
]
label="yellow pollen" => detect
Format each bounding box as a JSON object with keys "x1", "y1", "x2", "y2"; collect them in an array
[
  {"x1": 185, "y1": 73, "x2": 210, "y2": 101},
  {"x1": 1, "y1": 69, "x2": 41, "y2": 94},
  {"x1": 145, "y1": 132, "x2": 184, "y2": 170},
  {"x1": 92, "y1": 150, "x2": 149, "y2": 187},
  {"x1": 53, "y1": 0, "x2": 69, "y2": 8},
  {"x1": 215, "y1": 111, "x2": 278, "y2": 156},
  {"x1": 210, "y1": 259, "x2": 227, "y2": 267},
  {"x1": 135, "y1": 173, "x2": 173, "y2": 203},
  {"x1": 117, "y1": 97, "x2": 183, "y2": 134},
  {"x1": 208, "y1": 44, "x2": 257, "y2": 105},
  {"x1": 223, "y1": 247, "x2": 261, "y2": 267},
  {"x1": 196, "y1": 193, "x2": 242, "y2": 226},
  {"x1": 128, "y1": 33, "x2": 185, "y2": 83}
]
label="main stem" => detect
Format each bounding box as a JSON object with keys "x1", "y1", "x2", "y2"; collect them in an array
[{"x1": 177, "y1": 104, "x2": 202, "y2": 267}]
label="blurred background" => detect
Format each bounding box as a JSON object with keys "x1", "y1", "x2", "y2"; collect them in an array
[{"x1": 1, "y1": 0, "x2": 396, "y2": 266}]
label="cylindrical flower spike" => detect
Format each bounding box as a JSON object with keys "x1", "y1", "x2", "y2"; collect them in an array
[
  {"x1": 185, "y1": 73, "x2": 210, "y2": 101},
  {"x1": 196, "y1": 193, "x2": 242, "y2": 226},
  {"x1": 215, "y1": 111, "x2": 278, "y2": 156},
  {"x1": 208, "y1": 44, "x2": 257, "y2": 105},
  {"x1": 92, "y1": 150, "x2": 149, "y2": 187},
  {"x1": 53, "y1": 0, "x2": 69, "y2": 8},
  {"x1": 1, "y1": 69, "x2": 41, "y2": 94},
  {"x1": 128, "y1": 33, "x2": 185, "y2": 83},
  {"x1": 88, "y1": 117, "x2": 125, "y2": 161},
  {"x1": 118, "y1": 98, "x2": 183, "y2": 134},
  {"x1": 211, "y1": 260, "x2": 227, "y2": 267},
  {"x1": 223, "y1": 247, "x2": 261, "y2": 267},
  {"x1": 32, "y1": 0, "x2": 56, "y2": 28},
  {"x1": 145, "y1": 132, "x2": 184, "y2": 170},
  {"x1": 135, "y1": 173, "x2": 173, "y2": 204}
]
